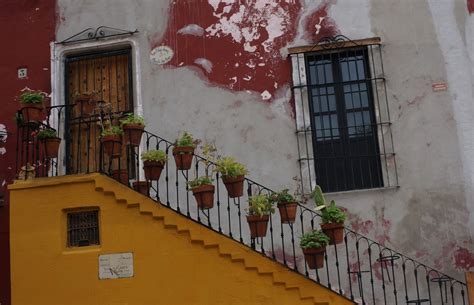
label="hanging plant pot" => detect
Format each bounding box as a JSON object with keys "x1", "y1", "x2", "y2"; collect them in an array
[
  {"x1": 246, "y1": 215, "x2": 269, "y2": 238},
  {"x1": 191, "y1": 184, "x2": 215, "y2": 210},
  {"x1": 74, "y1": 95, "x2": 97, "y2": 117},
  {"x1": 41, "y1": 137, "x2": 61, "y2": 158},
  {"x1": 133, "y1": 181, "x2": 149, "y2": 195},
  {"x1": 320, "y1": 222, "x2": 345, "y2": 245},
  {"x1": 101, "y1": 135, "x2": 122, "y2": 158},
  {"x1": 302, "y1": 247, "x2": 326, "y2": 269},
  {"x1": 111, "y1": 169, "x2": 129, "y2": 185},
  {"x1": 21, "y1": 104, "x2": 44, "y2": 122},
  {"x1": 172, "y1": 146, "x2": 194, "y2": 170},
  {"x1": 143, "y1": 160, "x2": 165, "y2": 181},
  {"x1": 222, "y1": 175, "x2": 245, "y2": 198},
  {"x1": 123, "y1": 123, "x2": 144, "y2": 146},
  {"x1": 277, "y1": 202, "x2": 298, "y2": 224}
]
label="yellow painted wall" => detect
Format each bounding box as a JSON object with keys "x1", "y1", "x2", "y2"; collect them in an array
[{"x1": 9, "y1": 174, "x2": 353, "y2": 305}]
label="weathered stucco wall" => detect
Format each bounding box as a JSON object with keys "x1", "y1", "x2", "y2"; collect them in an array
[{"x1": 53, "y1": 0, "x2": 472, "y2": 281}]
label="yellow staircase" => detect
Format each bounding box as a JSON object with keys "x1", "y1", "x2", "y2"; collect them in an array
[{"x1": 9, "y1": 173, "x2": 354, "y2": 305}]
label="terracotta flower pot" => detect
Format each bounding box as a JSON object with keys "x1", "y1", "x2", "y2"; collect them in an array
[
  {"x1": 123, "y1": 123, "x2": 144, "y2": 146},
  {"x1": 320, "y1": 222, "x2": 345, "y2": 245},
  {"x1": 246, "y1": 215, "x2": 269, "y2": 238},
  {"x1": 143, "y1": 160, "x2": 165, "y2": 181},
  {"x1": 302, "y1": 247, "x2": 326, "y2": 269},
  {"x1": 172, "y1": 146, "x2": 194, "y2": 170},
  {"x1": 191, "y1": 184, "x2": 215, "y2": 209},
  {"x1": 111, "y1": 169, "x2": 129, "y2": 185},
  {"x1": 277, "y1": 202, "x2": 298, "y2": 224},
  {"x1": 21, "y1": 104, "x2": 44, "y2": 122},
  {"x1": 222, "y1": 175, "x2": 245, "y2": 198},
  {"x1": 74, "y1": 95, "x2": 97, "y2": 117},
  {"x1": 101, "y1": 135, "x2": 122, "y2": 158},
  {"x1": 133, "y1": 181, "x2": 149, "y2": 195},
  {"x1": 42, "y1": 137, "x2": 61, "y2": 158}
]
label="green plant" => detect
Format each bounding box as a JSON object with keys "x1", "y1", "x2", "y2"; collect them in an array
[
  {"x1": 215, "y1": 156, "x2": 248, "y2": 177},
  {"x1": 141, "y1": 150, "x2": 167, "y2": 163},
  {"x1": 270, "y1": 189, "x2": 295, "y2": 205},
  {"x1": 101, "y1": 126, "x2": 123, "y2": 137},
  {"x1": 311, "y1": 185, "x2": 346, "y2": 224},
  {"x1": 37, "y1": 129, "x2": 57, "y2": 140},
  {"x1": 300, "y1": 230, "x2": 330, "y2": 249},
  {"x1": 19, "y1": 89, "x2": 45, "y2": 104},
  {"x1": 120, "y1": 113, "x2": 145, "y2": 126},
  {"x1": 187, "y1": 176, "x2": 213, "y2": 189},
  {"x1": 247, "y1": 194, "x2": 275, "y2": 216},
  {"x1": 175, "y1": 132, "x2": 199, "y2": 148}
]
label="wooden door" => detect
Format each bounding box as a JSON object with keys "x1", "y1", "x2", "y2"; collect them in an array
[{"x1": 65, "y1": 48, "x2": 133, "y2": 174}]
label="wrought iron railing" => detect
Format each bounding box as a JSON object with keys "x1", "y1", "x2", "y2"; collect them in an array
[{"x1": 15, "y1": 105, "x2": 468, "y2": 305}]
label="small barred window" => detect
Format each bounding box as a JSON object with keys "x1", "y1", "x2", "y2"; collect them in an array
[{"x1": 67, "y1": 210, "x2": 100, "y2": 247}]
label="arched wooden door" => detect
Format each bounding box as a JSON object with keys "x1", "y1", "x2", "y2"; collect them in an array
[{"x1": 64, "y1": 48, "x2": 133, "y2": 175}]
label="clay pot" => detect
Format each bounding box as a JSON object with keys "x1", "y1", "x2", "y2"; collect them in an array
[
  {"x1": 143, "y1": 160, "x2": 165, "y2": 181},
  {"x1": 277, "y1": 202, "x2": 298, "y2": 224},
  {"x1": 123, "y1": 124, "x2": 144, "y2": 146},
  {"x1": 42, "y1": 137, "x2": 61, "y2": 158},
  {"x1": 246, "y1": 215, "x2": 269, "y2": 238},
  {"x1": 320, "y1": 222, "x2": 345, "y2": 245},
  {"x1": 302, "y1": 247, "x2": 326, "y2": 269},
  {"x1": 172, "y1": 146, "x2": 194, "y2": 170},
  {"x1": 74, "y1": 95, "x2": 97, "y2": 117},
  {"x1": 101, "y1": 135, "x2": 122, "y2": 158},
  {"x1": 21, "y1": 104, "x2": 44, "y2": 122},
  {"x1": 133, "y1": 181, "x2": 149, "y2": 195},
  {"x1": 222, "y1": 175, "x2": 245, "y2": 198},
  {"x1": 111, "y1": 169, "x2": 129, "y2": 185},
  {"x1": 191, "y1": 184, "x2": 215, "y2": 209}
]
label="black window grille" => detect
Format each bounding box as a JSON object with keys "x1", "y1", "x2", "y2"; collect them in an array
[
  {"x1": 67, "y1": 210, "x2": 100, "y2": 247},
  {"x1": 291, "y1": 36, "x2": 398, "y2": 194}
]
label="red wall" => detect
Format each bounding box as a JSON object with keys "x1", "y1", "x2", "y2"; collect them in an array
[{"x1": 0, "y1": 1, "x2": 56, "y2": 304}]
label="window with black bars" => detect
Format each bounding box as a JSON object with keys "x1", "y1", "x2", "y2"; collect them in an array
[
  {"x1": 67, "y1": 210, "x2": 100, "y2": 247},
  {"x1": 290, "y1": 37, "x2": 398, "y2": 194}
]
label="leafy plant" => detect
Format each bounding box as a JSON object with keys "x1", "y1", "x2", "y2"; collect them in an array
[
  {"x1": 187, "y1": 176, "x2": 213, "y2": 189},
  {"x1": 300, "y1": 230, "x2": 330, "y2": 249},
  {"x1": 215, "y1": 156, "x2": 248, "y2": 178},
  {"x1": 175, "y1": 132, "x2": 199, "y2": 148},
  {"x1": 36, "y1": 129, "x2": 57, "y2": 140},
  {"x1": 19, "y1": 89, "x2": 45, "y2": 104},
  {"x1": 269, "y1": 189, "x2": 295, "y2": 205},
  {"x1": 141, "y1": 150, "x2": 167, "y2": 163},
  {"x1": 247, "y1": 194, "x2": 275, "y2": 216},
  {"x1": 311, "y1": 185, "x2": 346, "y2": 224},
  {"x1": 120, "y1": 113, "x2": 145, "y2": 126},
  {"x1": 101, "y1": 126, "x2": 123, "y2": 137}
]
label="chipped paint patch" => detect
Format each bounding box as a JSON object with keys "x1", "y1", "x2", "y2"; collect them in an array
[
  {"x1": 453, "y1": 246, "x2": 474, "y2": 270},
  {"x1": 177, "y1": 24, "x2": 205, "y2": 36},
  {"x1": 194, "y1": 58, "x2": 213, "y2": 73},
  {"x1": 150, "y1": 46, "x2": 174, "y2": 64}
]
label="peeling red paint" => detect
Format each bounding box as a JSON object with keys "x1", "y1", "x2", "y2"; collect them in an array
[
  {"x1": 303, "y1": 0, "x2": 339, "y2": 42},
  {"x1": 468, "y1": 0, "x2": 474, "y2": 14},
  {"x1": 453, "y1": 246, "x2": 474, "y2": 270},
  {"x1": 153, "y1": 0, "x2": 340, "y2": 101},
  {"x1": 350, "y1": 219, "x2": 374, "y2": 235}
]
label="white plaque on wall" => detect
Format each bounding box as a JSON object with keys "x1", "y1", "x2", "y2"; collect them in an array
[{"x1": 99, "y1": 252, "x2": 134, "y2": 280}]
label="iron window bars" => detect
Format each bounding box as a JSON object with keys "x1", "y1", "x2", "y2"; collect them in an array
[
  {"x1": 290, "y1": 35, "x2": 398, "y2": 194},
  {"x1": 67, "y1": 210, "x2": 100, "y2": 247}
]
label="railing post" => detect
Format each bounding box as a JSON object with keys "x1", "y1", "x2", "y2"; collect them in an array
[{"x1": 467, "y1": 272, "x2": 474, "y2": 305}]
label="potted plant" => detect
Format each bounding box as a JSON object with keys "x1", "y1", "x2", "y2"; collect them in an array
[
  {"x1": 215, "y1": 156, "x2": 248, "y2": 198},
  {"x1": 172, "y1": 132, "x2": 198, "y2": 170},
  {"x1": 37, "y1": 128, "x2": 61, "y2": 158},
  {"x1": 270, "y1": 189, "x2": 298, "y2": 224},
  {"x1": 188, "y1": 176, "x2": 215, "y2": 209},
  {"x1": 141, "y1": 150, "x2": 167, "y2": 180},
  {"x1": 133, "y1": 180, "x2": 149, "y2": 195},
  {"x1": 312, "y1": 186, "x2": 347, "y2": 245},
  {"x1": 73, "y1": 91, "x2": 97, "y2": 117},
  {"x1": 300, "y1": 230, "x2": 330, "y2": 269},
  {"x1": 246, "y1": 194, "x2": 274, "y2": 238},
  {"x1": 18, "y1": 89, "x2": 46, "y2": 122},
  {"x1": 101, "y1": 126, "x2": 123, "y2": 158},
  {"x1": 120, "y1": 113, "x2": 145, "y2": 146},
  {"x1": 111, "y1": 169, "x2": 129, "y2": 185}
]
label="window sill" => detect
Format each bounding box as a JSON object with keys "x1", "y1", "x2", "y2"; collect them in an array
[
  {"x1": 62, "y1": 245, "x2": 101, "y2": 255},
  {"x1": 323, "y1": 185, "x2": 399, "y2": 197}
]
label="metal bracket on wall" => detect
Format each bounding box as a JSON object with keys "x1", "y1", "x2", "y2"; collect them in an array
[{"x1": 56, "y1": 26, "x2": 138, "y2": 45}]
